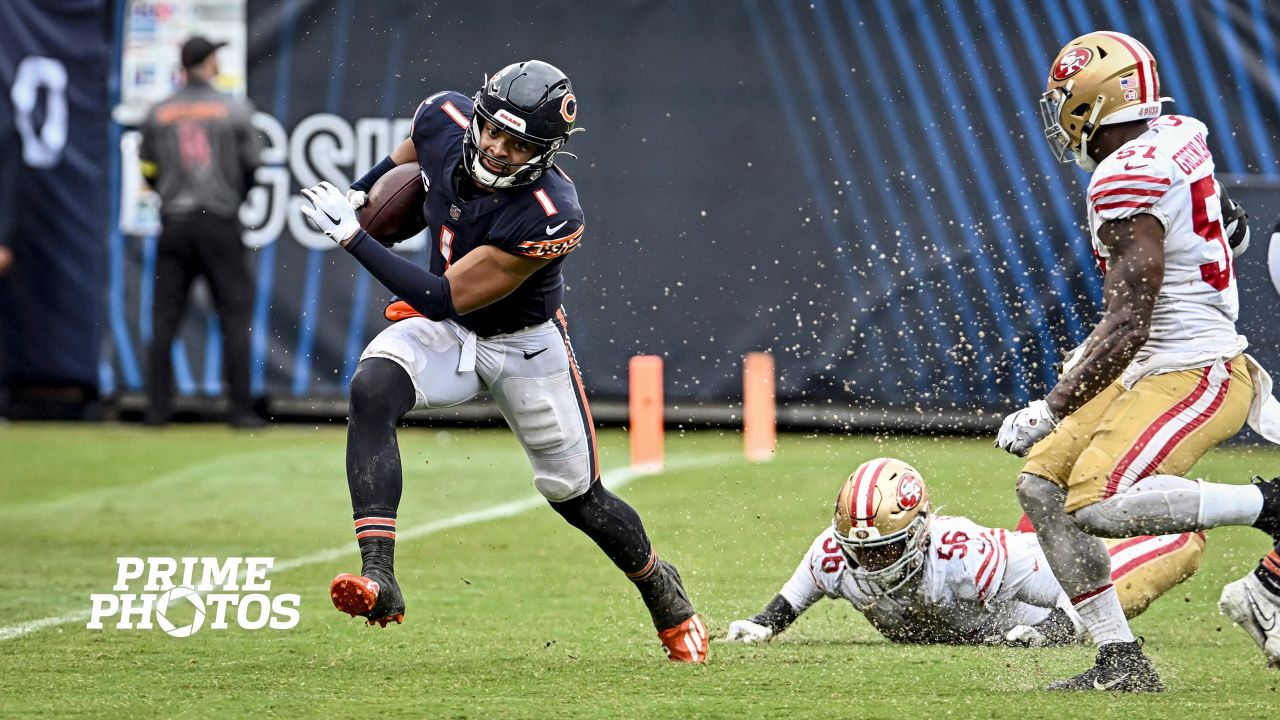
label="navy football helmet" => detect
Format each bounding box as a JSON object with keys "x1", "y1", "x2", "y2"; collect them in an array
[{"x1": 464, "y1": 60, "x2": 579, "y2": 189}]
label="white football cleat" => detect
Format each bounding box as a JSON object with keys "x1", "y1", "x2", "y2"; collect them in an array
[{"x1": 1218, "y1": 573, "x2": 1280, "y2": 669}]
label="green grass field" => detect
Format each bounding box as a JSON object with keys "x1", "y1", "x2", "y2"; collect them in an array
[{"x1": 2, "y1": 423, "x2": 1279, "y2": 718}]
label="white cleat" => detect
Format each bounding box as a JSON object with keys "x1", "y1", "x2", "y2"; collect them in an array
[{"x1": 1219, "y1": 573, "x2": 1280, "y2": 669}]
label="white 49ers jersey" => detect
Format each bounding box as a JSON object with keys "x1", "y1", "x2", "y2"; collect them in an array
[
  {"x1": 779, "y1": 516, "x2": 1059, "y2": 644},
  {"x1": 1087, "y1": 115, "x2": 1245, "y2": 381}
]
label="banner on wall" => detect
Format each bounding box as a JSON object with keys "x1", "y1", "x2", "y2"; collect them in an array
[
  {"x1": 117, "y1": 0, "x2": 248, "y2": 237},
  {"x1": 101, "y1": 0, "x2": 1280, "y2": 421},
  {"x1": 0, "y1": 0, "x2": 109, "y2": 405}
]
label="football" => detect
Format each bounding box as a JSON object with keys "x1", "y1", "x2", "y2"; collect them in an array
[{"x1": 357, "y1": 163, "x2": 427, "y2": 246}]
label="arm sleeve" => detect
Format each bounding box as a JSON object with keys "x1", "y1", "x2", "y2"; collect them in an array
[
  {"x1": 345, "y1": 230, "x2": 455, "y2": 320},
  {"x1": 749, "y1": 594, "x2": 801, "y2": 635},
  {"x1": 351, "y1": 156, "x2": 397, "y2": 193}
]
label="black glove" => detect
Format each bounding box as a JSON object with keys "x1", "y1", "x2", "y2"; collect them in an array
[{"x1": 1222, "y1": 197, "x2": 1249, "y2": 257}]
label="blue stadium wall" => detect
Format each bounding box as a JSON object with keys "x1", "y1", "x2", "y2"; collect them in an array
[
  {"x1": 95, "y1": 0, "x2": 1280, "y2": 419},
  {"x1": 0, "y1": 0, "x2": 110, "y2": 406}
]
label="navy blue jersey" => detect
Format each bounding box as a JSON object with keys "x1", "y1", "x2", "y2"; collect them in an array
[{"x1": 409, "y1": 91, "x2": 585, "y2": 336}]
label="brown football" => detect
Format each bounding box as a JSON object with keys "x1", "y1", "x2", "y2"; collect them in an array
[{"x1": 357, "y1": 163, "x2": 427, "y2": 246}]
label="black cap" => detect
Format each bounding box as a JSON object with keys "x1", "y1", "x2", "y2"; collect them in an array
[{"x1": 180, "y1": 36, "x2": 226, "y2": 69}]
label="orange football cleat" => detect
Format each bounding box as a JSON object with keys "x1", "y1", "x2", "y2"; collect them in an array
[
  {"x1": 658, "y1": 614, "x2": 708, "y2": 663},
  {"x1": 330, "y1": 572, "x2": 405, "y2": 627}
]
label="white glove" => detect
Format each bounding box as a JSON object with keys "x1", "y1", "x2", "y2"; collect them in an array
[
  {"x1": 1059, "y1": 343, "x2": 1086, "y2": 376},
  {"x1": 1001, "y1": 624, "x2": 1050, "y2": 647},
  {"x1": 725, "y1": 619, "x2": 774, "y2": 644},
  {"x1": 346, "y1": 188, "x2": 368, "y2": 210},
  {"x1": 995, "y1": 399, "x2": 1059, "y2": 457},
  {"x1": 300, "y1": 181, "x2": 362, "y2": 245}
]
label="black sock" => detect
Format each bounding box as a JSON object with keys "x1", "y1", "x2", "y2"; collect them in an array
[
  {"x1": 549, "y1": 481, "x2": 653, "y2": 574},
  {"x1": 1252, "y1": 477, "x2": 1280, "y2": 537},
  {"x1": 550, "y1": 483, "x2": 695, "y2": 628},
  {"x1": 1254, "y1": 542, "x2": 1280, "y2": 596},
  {"x1": 345, "y1": 358, "x2": 415, "y2": 565}
]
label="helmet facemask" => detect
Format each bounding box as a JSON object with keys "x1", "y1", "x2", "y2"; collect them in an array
[
  {"x1": 1039, "y1": 81, "x2": 1105, "y2": 171},
  {"x1": 834, "y1": 509, "x2": 931, "y2": 594},
  {"x1": 463, "y1": 114, "x2": 560, "y2": 190}
]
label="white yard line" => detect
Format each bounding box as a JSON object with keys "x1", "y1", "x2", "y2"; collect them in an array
[{"x1": 0, "y1": 454, "x2": 733, "y2": 642}]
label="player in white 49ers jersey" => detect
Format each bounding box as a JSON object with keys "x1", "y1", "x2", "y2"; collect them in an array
[
  {"x1": 996, "y1": 30, "x2": 1280, "y2": 690},
  {"x1": 1087, "y1": 113, "x2": 1241, "y2": 379},
  {"x1": 725, "y1": 459, "x2": 1204, "y2": 648}
]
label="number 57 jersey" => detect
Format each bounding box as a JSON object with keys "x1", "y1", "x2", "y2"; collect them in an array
[{"x1": 1086, "y1": 114, "x2": 1244, "y2": 382}]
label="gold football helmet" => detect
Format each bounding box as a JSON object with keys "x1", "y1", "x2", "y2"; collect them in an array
[
  {"x1": 832, "y1": 457, "x2": 931, "y2": 593},
  {"x1": 1040, "y1": 31, "x2": 1168, "y2": 171}
]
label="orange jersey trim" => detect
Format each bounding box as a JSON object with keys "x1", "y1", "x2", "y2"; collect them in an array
[{"x1": 513, "y1": 226, "x2": 584, "y2": 258}]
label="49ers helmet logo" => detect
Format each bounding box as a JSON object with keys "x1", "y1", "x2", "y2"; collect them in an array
[
  {"x1": 1052, "y1": 47, "x2": 1093, "y2": 81},
  {"x1": 897, "y1": 474, "x2": 923, "y2": 510}
]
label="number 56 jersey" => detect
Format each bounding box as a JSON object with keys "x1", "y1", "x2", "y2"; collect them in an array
[
  {"x1": 1086, "y1": 114, "x2": 1244, "y2": 383},
  {"x1": 779, "y1": 515, "x2": 1055, "y2": 644}
]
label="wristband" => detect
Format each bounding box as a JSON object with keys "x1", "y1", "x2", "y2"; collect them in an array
[{"x1": 351, "y1": 155, "x2": 397, "y2": 192}]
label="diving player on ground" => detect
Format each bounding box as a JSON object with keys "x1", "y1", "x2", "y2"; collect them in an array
[
  {"x1": 299, "y1": 60, "x2": 707, "y2": 662},
  {"x1": 725, "y1": 458, "x2": 1205, "y2": 648}
]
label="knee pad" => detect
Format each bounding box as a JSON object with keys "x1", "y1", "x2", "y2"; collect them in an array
[
  {"x1": 533, "y1": 455, "x2": 592, "y2": 502},
  {"x1": 1016, "y1": 473, "x2": 1066, "y2": 514},
  {"x1": 1072, "y1": 476, "x2": 1200, "y2": 537},
  {"x1": 1071, "y1": 504, "x2": 1119, "y2": 536},
  {"x1": 1074, "y1": 498, "x2": 1176, "y2": 536}
]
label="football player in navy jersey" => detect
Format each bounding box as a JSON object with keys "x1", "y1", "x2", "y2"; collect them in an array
[{"x1": 299, "y1": 60, "x2": 707, "y2": 662}]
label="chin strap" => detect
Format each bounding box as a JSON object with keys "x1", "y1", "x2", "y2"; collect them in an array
[{"x1": 1074, "y1": 96, "x2": 1107, "y2": 171}]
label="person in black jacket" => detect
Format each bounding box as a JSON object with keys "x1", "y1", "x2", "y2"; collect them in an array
[{"x1": 139, "y1": 36, "x2": 263, "y2": 428}]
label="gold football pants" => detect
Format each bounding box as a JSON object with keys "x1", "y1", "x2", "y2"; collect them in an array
[
  {"x1": 1024, "y1": 357, "x2": 1252, "y2": 513},
  {"x1": 1107, "y1": 532, "x2": 1205, "y2": 618}
]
